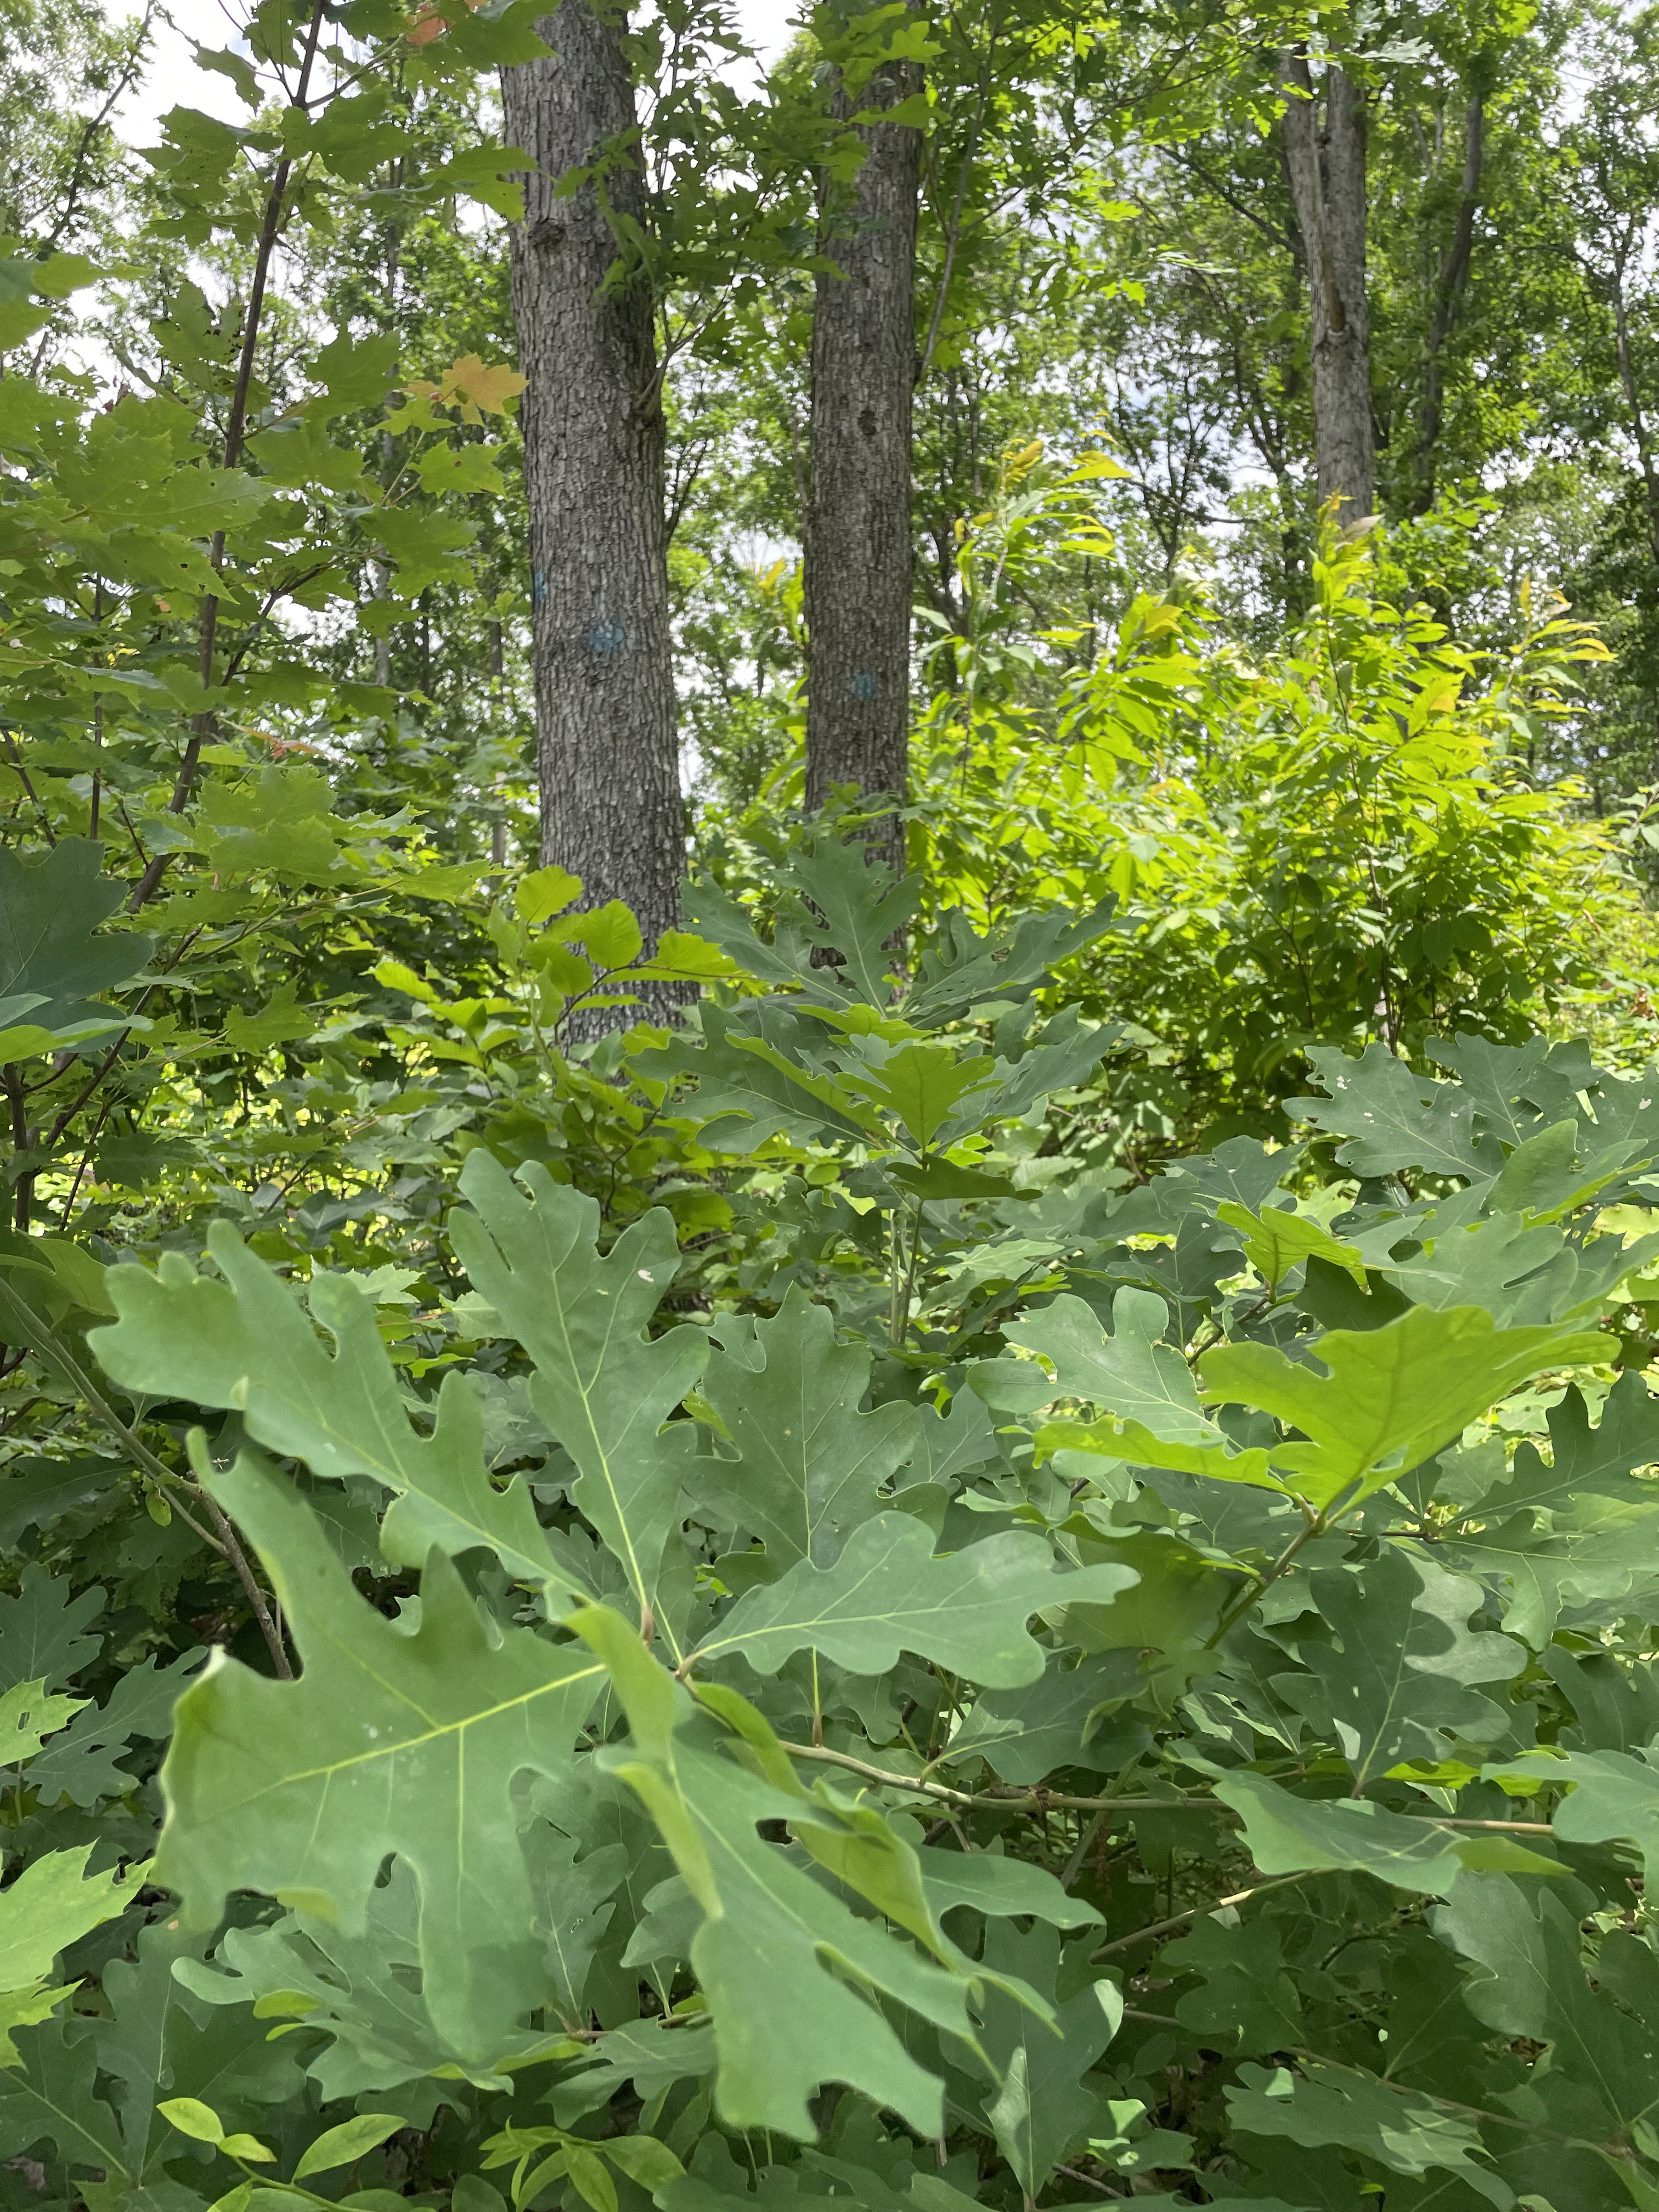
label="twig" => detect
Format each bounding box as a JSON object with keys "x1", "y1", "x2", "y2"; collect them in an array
[
  {"x1": 130, "y1": 0, "x2": 330, "y2": 913},
  {"x1": 1205, "y1": 1497, "x2": 1337, "y2": 1649},
  {"x1": 917, "y1": 61, "x2": 992, "y2": 387},
  {"x1": 1052, "y1": 2166, "x2": 1122, "y2": 2199},
  {"x1": 1286, "y1": 2045, "x2": 1630, "y2": 2155},
  {"x1": 42, "y1": 928, "x2": 204, "y2": 1155},
  {"x1": 42, "y1": 2, "x2": 157, "y2": 251},
  {"x1": 1060, "y1": 1808, "x2": 1109, "y2": 1889},
  {"x1": 2, "y1": 730, "x2": 56, "y2": 845},
  {"x1": 0, "y1": 1276, "x2": 291, "y2": 1677},
  {"x1": 1091, "y1": 1871, "x2": 1313, "y2": 1957},
  {"x1": 186, "y1": 1439, "x2": 293, "y2": 1680},
  {"x1": 0, "y1": 1274, "x2": 217, "y2": 1540},
  {"x1": 776, "y1": 1737, "x2": 1186, "y2": 1810},
  {"x1": 772, "y1": 1741, "x2": 1557, "y2": 1841}
]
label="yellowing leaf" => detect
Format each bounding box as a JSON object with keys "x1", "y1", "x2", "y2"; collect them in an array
[
  {"x1": 416, "y1": 352, "x2": 527, "y2": 420},
  {"x1": 1068, "y1": 449, "x2": 1133, "y2": 481},
  {"x1": 518, "y1": 865, "x2": 583, "y2": 923},
  {"x1": 1202, "y1": 1305, "x2": 1604, "y2": 1511},
  {"x1": 0, "y1": 1677, "x2": 86, "y2": 1764},
  {"x1": 1216, "y1": 1199, "x2": 1367, "y2": 1289}
]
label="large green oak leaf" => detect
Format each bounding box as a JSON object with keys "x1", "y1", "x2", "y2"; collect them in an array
[{"x1": 157, "y1": 1457, "x2": 603, "y2": 2064}]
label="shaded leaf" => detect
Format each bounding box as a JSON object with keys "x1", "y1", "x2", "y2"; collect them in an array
[
  {"x1": 0, "y1": 840, "x2": 151, "y2": 1060},
  {"x1": 975, "y1": 1922, "x2": 1121, "y2": 2197},
  {"x1": 158, "y1": 1456, "x2": 603, "y2": 2063},
  {"x1": 685, "y1": 1290, "x2": 918, "y2": 1570},
  {"x1": 572, "y1": 1604, "x2": 1042, "y2": 2140},
  {"x1": 1274, "y1": 1549, "x2": 1523, "y2": 1789},
  {"x1": 1226, "y1": 2061, "x2": 1512, "y2": 2207}
]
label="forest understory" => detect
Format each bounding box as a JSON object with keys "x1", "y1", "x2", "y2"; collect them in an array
[{"x1": 8, "y1": 0, "x2": 1659, "y2": 2209}]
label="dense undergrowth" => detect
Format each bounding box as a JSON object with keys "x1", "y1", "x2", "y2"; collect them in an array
[
  {"x1": 5, "y1": 166, "x2": 1659, "y2": 2212},
  {"x1": 9, "y1": 5, "x2": 1659, "y2": 2207},
  {"x1": 9, "y1": 807, "x2": 1659, "y2": 2212}
]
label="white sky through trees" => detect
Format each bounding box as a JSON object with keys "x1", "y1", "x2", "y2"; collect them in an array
[{"x1": 112, "y1": 0, "x2": 800, "y2": 145}]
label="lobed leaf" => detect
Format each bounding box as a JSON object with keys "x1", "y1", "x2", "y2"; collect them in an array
[
  {"x1": 695, "y1": 1511, "x2": 1137, "y2": 1686},
  {"x1": 157, "y1": 1456, "x2": 604, "y2": 2063},
  {"x1": 571, "y1": 1604, "x2": 1047, "y2": 2140}
]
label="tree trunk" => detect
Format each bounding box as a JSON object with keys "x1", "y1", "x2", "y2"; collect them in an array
[
  {"x1": 1412, "y1": 88, "x2": 1483, "y2": 513},
  {"x1": 1279, "y1": 50, "x2": 1375, "y2": 521},
  {"x1": 502, "y1": 4, "x2": 687, "y2": 1027},
  {"x1": 803, "y1": 44, "x2": 923, "y2": 880},
  {"x1": 1607, "y1": 246, "x2": 1659, "y2": 570}
]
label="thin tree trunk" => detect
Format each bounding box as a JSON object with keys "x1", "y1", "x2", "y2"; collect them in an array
[
  {"x1": 502, "y1": 3, "x2": 687, "y2": 1028},
  {"x1": 374, "y1": 193, "x2": 399, "y2": 689},
  {"x1": 127, "y1": 0, "x2": 328, "y2": 913},
  {"x1": 1412, "y1": 88, "x2": 1483, "y2": 512},
  {"x1": 489, "y1": 616, "x2": 507, "y2": 868},
  {"x1": 803, "y1": 41, "x2": 923, "y2": 879},
  {"x1": 1607, "y1": 247, "x2": 1659, "y2": 569},
  {"x1": 1279, "y1": 50, "x2": 1374, "y2": 521}
]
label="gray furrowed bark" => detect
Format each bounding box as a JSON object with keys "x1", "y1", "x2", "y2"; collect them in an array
[
  {"x1": 803, "y1": 47, "x2": 923, "y2": 881},
  {"x1": 1279, "y1": 50, "x2": 1375, "y2": 523},
  {"x1": 503, "y1": 3, "x2": 689, "y2": 1033}
]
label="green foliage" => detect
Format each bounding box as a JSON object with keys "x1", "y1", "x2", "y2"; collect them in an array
[
  {"x1": 0, "y1": 843, "x2": 153, "y2": 1063},
  {"x1": 896, "y1": 474, "x2": 1640, "y2": 1146},
  {"x1": 4, "y1": 0, "x2": 1659, "y2": 2198},
  {"x1": 0, "y1": 831, "x2": 1654, "y2": 2212}
]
